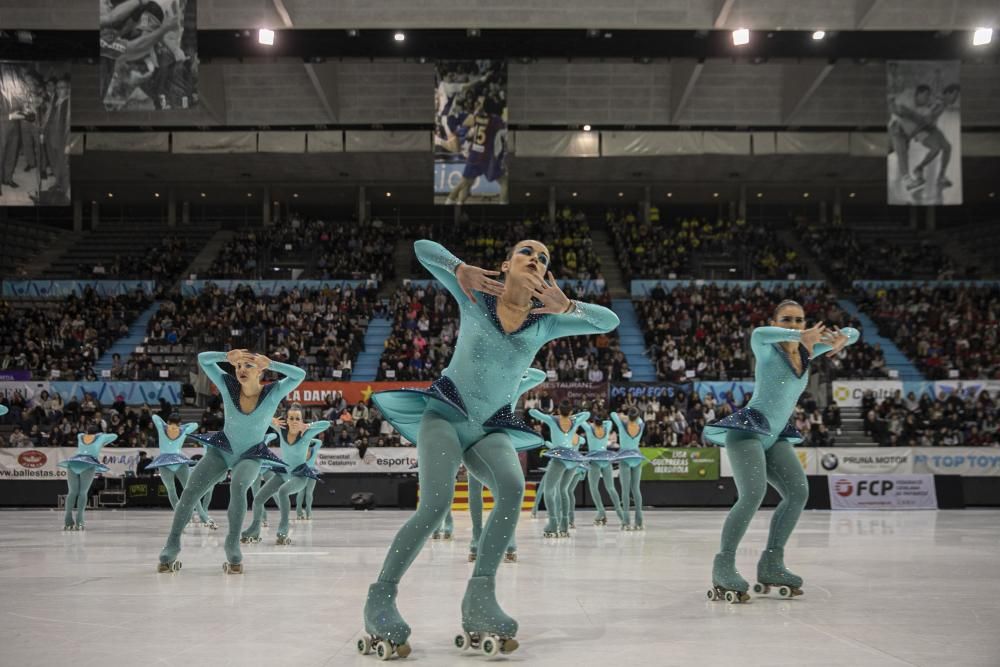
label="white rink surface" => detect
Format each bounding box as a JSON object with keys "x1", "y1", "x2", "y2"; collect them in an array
[{"x1": 1, "y1": 508, "x2": 998, "y2": 667}]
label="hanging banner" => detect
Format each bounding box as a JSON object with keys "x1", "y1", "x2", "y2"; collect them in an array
[
  {"x1": 100, "y1": 0, "x2": 199, "y2": 111},
  {"x1": 887, "y1": 60, "x2": 962, "y2": 206},
  {"x1": 829, "y1": 474, "x2": 938, "y2": 510},
  {"x1": 545, "y1": 382, "x2": 608, "y2": 408},
  {"x1": 434, "y1": 59, "x2": 508, "y2": 205},
  {"x1": 0, "y1": 61, "x2": 72, "y2": 206},
  {"x1": 641, "y1": 447, "x2": 720, "y2": 481},
  {"x1": 286, "y1": 381, "x2": 433, "y2": 407},
  {"x1": 609, "y1": 382, "x2": 693, "y2": 403}
]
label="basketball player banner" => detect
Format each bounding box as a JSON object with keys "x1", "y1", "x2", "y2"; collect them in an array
[
  {"x1": 887, "y1": 60, "x2": 962, "y2": 206},
  {"x1": 0, "y1": 61, "x2": 72, "y2": 207},
  {"x1": 434, "y1": 59, "x2": 508, "y2": 204},
  {"x1": 100, "y1": 0, "x2": 199, "y2": 111},
  {"x1": 828, "y1": 474, "x2": 938, "y2": 510}
]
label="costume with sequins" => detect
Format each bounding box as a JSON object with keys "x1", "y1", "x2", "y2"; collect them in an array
[
  {"x1": 144, "y1": 415, "x2": 215, "y2": 525},
  {"x1": 297, "y1": 438, "x2": 325, "y2": 519},
  {"x1": 242, "y1": 420, "x2": 331, "y2": 542},
  {"x1": 529, "y1": 409, "x2": 590, "y2": 535},
  {"x1": 582, "y1": 419, "x2": 626, "y2": 525},
  {"x1": 611, "y1": 413, "x2": 649, "y2": 530},
  {"x1": 704, "y1": 326, "x2": 860, "y2": 599},
  {"x1": 362, "y1": 240, "x2": 619, "y2": 656},
  {"x1": 59, "y1": 432, "x2": 117, "y2": 529},
  {"x1": 157, "y1": 352, "x2": 306, "y2": 571}
]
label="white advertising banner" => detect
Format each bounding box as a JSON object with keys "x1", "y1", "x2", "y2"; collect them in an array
[
  {"x1": 912, "y1": 447, "x2": 1000, "y2": 477},
  {"x1": 829, "y1": 474, "x2": 938, "y2": 510},
  {"x1": 817, "y1": 448, "x2": 913, "y2": 474},
  {"x1": 830, "y1": 380, "x2": 904, "y2": 407},
  {"x1": 0, "y1": 447, "x2": 418, "y2": 480}
]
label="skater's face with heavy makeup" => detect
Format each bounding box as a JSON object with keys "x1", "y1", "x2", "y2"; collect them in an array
[
  {"x1": 286, "y1": 409, "x2": 304, "y2": 434},
  {"x1": 772, "y1": 303, "x2": 806, "y2": 331},
  {"x1": 501, "y1": 240, "x2": 550, "y2": 286},
  {"x1": 234, "y1": 358, "x2": 264, "y2": 386}
]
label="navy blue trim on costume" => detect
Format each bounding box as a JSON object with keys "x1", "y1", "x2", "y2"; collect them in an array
[
  {"x1": 585, "y1": 450, "x2": 619, "y2": 462},
  {"x1": 480, "y1": 293, "x2": 547, "y2": 336},
  {"x1": 705, "y1": 407, "x2": 773, "y2": 437},
  {"x1": 291, "y1": 463, "x2": 322, "y2": 480},
  {"x1": 240, "y1": 442, "x2": 287, "y2": 466},
  {"x1": 542, "y1": 447, "x2": 588, "y2": 462},
  {"x1": 58, "y1": 454, "x2": 111, "y2": 472},
  {"x1": 146, "y1": 453, "x2": 195, "y2": 469},
  {"x1": 188, "y1": 431, "x2": 235, "y2": 454},
  {"x1": 772, "y1": 343, "x2": 811, "y2": 379},
  {"x1": 484, "y1": 404, "x2": 537, "y2": 438},
  {"x1": 222, "y1": 374, "x2": 279, "y2": 415},
  {"x1": 614, "y1": 449, "x2": 646, "y2": 461},
  {"x1": 307, "y1": 465, "x2": 325, "y2": 483},
  {"x1": 779, "y1": 420, "x2": 803, "y2": 440}
]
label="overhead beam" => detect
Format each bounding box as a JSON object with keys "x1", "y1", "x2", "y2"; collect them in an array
[
  {"x1": 670, "y1": 60, "x2": 704, "y2": 122},
  {"x1": 855, "y1": 0, "x2": 885, "y2": 28},
  {"x1": 782, "y1": 62, "x2": 835, "y2": 123},
  {"x1": 270, "y1": 0, "x2": 294, "y2": 29},
  {"x1": 304, "y1": 63, "x2": 340, "y2": 123},
  {"x1": 713, "y1": 0, "x2": 738, "y2": 28}
]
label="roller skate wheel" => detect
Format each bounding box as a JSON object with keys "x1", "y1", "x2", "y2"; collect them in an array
[
  {"x1": 504, "y1": 552, "x2": 518, "y2": 563},
  {"x1": 558, "y1": 531, "x2": 570, "y2": 538},
  {"x1": 724, "y1": 590, "x2": 739, "y2": 604},
  {"x1": 543, "y1": 532, "x2": 556, "y2": 538},
  {"x1": 443, "y1": 532, "x2": 453, "y2": 540},
  {"x1": 468, "y1": 553, "x2": 477, "y2": 562},
  {"x1": 375, "y1": 640, "x2": 391, "y2": 660},
  {"x1": 223, "y1": 562, "x2": 243, "y2": 574},
  {"x1": 395, "y1": 642, "x2": 411, "y2": 658},
  {"x1": 431, "y1": 532, "x2": 441, "y2": 540},
  {"x1": 157, "y1": 561, "x2": 182, "y2": 573},
  {"x1": 481, "y1": 635, "x2": 500, "y2": 657},
  {"x1": 779, "y1": 586, "x2": 791, "y2": 598},
  {"x1": 569, "y1": 523, "x2": 576, "y2": 529},
  {"x1": 455, "y1": 632, "x2": 471, "y2": 650},
  {"x1": 357, "y1": 636, "x2": 372, "y2": 655},
  {"x1": 500, "y1": 638, "x2": 519, "y2": 654},
  {"x1": 753, "y1": 583, "x2": 767, "y2": 594},
  {"x1": 262, "y1": 521, "x2": 269, "y2": 527},
  {"x1": 706, "y1": 588, "x2": 717, "y2": 601}
]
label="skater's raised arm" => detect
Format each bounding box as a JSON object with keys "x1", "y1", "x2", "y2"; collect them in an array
[
  {"x1": 197, "y1": 350, "x2": 230, "y2": 388},
  {"x1": 812, "y1": 327, "x2": 860, "y2": 358},
  {"x1": 414, "y1": 239, "x2": 504, "y2": 305},
  {"x1": 300, "y1": 420, "x2": 333, "y2": 443}
]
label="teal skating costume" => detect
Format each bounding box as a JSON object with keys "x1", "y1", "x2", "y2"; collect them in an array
[
  {"x1": 59, "y1": 431, "x2": 117, "y2": 530},
  {"x1": 529, "y1": 408, "x2": 590, "y2": 537},
  {"x1": 146, "y1": 415, "x2": 216, "y2": 528},
  {"x1": 297, "y1": 438, "x2": 325, "y2": 519},
  {"x1": 360, "y1": 240, "x2": 619, "y2": 659},
  {"x1": 242, "y1": 418, "x2": 331, "y2": 544},
  {"x1": 582, "y1": 418, "x2": 626, "y2": 526},
  {"x1": 703, "y1": 325, "x2": 859, "y2": 602},
  {"x1": 611, "y1": 411, "x2": 650, "y2": 531},
  {"x1": 157, "y1": 351, "x2": 306, "y2": 573},
  {"x1": 468, "y1": 368, "x2": 546, "y2": 562}
]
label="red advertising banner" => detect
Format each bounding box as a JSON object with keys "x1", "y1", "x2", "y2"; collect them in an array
[{"x1": 286, "y1": 381, "x2": 433, "y2": 406}]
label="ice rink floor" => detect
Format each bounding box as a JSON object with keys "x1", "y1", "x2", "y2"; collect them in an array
[{"x1": 1, "y1": 507, "x2": 998, "y2": 667}]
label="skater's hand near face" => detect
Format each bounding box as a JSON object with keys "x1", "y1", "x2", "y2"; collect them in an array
[
  {"x1": 226, "y1": 349, "x2": 248, "y2": 366},
  {"x1": 530, "y1": 272, "x2": 572, "y2": 315},
  {"x1": 821, "y1": 327, "x2": 850, "y2": 357},
  {"x1": 799, "y1": 324, "x2": 827, "y2": 353},
  {"x1": 272, "y1": 417, "x2": 286, "y2": 429},
  {"x1": 455, "y1": 263, "x2": 504, "y2": 303},
  {"x1": 252, "y1": 354, "x2": 271, "y2": 370}
]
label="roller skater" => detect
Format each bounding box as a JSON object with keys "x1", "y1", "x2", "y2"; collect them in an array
[
  {"x1": 583, "y1": 413, "x2": 625, "y2": 526},
  {"x1": 297, "y1": 438, "x2": 324, "y2": 520},
  {"x1": 612, "y1": 408, "x2": 649, "y2": 531},
  {"x1": 241, "y1": 405, "x2": 330, "y2": 545},
  {"x1": 59, "y1": 425, "x2": 117, "y2": 530},
  {"x1": 359, "y1": 239, "x2": 618, "y2": 658},
  {"x1": 146, "y1": 414, "x2": 217, "y2": 529},
  {"x1": 156, "y1": 349, "x2": 305, "y2": 574},
  {"x1": 529, "y1": 402, "x2": 590, "y2": 538},
  {"x1": 703, "y1": 300, "x2": 857, "y2": 603}
]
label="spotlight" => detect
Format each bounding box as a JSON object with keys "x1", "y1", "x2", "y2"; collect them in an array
[
  {"x1": 712, "y1": 192, "x2": 719, "y2": 198},
  {"x1": 107, "y1": 192, "x2": 114, "y2": 198},
  {"x1": 525, "y1": 192, "x2": 532, "y2": 197},
  {"x1": 154, "y1": 192, "x2": 160, "y2": 198},
  {"x1": 732, "y1": 28, "x2": 750, "y2": 46},
  {"x1": 666, "y1": 192, "x2": 673, "y2": 198},
  {"x1": 618, "y1": 192, "x2": 624, "y2": 198},
  {"x1": 756, "y1": 192, "x2": 763, "y2": 198},
  {"x1": 973, "y1": 27, "x2": 993, "y2": 46},
  {"x1": 293, "y1": 193, "x2": 299, "y2": 198},
  {"x1": 346, "y1": 29, "x2": 359, "y2": 37},
  {"x1": 394, "y1": 32, "x2": 405, "y2": 42},
  {"x1": 812, "y1": 30, "x2": 826, "y2": 40},
  {"x1": 583, "y1": 124, "x2": 592, "y2": 132},
  {"x1": 247, "y1": 193, "x2": 253, "y2": 198},
  {"x1": 586, "y1": 29, "x2": 601, "y2": 38},
  {"x1": 386, "y1": 192, "x2": 392, "y2": 197},
  {"x1": 200, "y1": 192, "x2": 206, "y2": 198},
  {"x1": 989, "y1": 192, "x2": 996, "y2": 198},
  {"x1": 467, "y1": 28, "x2": 480, "y2": 37},
  {"x1": 849, "y1": 192, "x2": 856, "y2": 198},
  {"x1": 258, "y1": 28, "x2": 275, "y2": 46},
  {"x1": 803, "y1": 192, "x2": 810, "y2": 198},
  {"x1": 572, "y1": 192, "x2": 578, "y2": 198}
]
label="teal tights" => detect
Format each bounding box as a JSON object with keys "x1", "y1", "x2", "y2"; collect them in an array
[
  {"x1": 159, "y1": 447, "x2": 262, "y2": 565},
  {"x1": 619, "y1": 462, "x2": 644, "y2": 527},
  {"x1": 720, "y1": 434, "x2": 808, "y2": 554},
  {"x1": 160, "y1": 466, "x2": 211, "y2": 523},
  {"x1": 469, "y1": 473, "x2": 516, "y2": 553},
  {"x1": 587, "y1": 465, "x2": 624, "y2": 521},
  {"x1": 297, "y1": 478, "x2": 317, "y2": 517},
  {"x1": 245, "y1": 474, "x2": 308, "y2": 537},
  {"x1": 376, "y1": 412, "x2": 523, "y2": 584},
  {"x1": 64, "y1": 468, "x2": 96, "y2": 527}
]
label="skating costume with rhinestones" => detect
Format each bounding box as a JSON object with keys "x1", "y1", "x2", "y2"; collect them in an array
[
  {"x1": 146, "y1": 415, "x2": 199, "y2": 471},
  {"x1": 268, "y1": 421, "x2": 332, "y2": 481},
  {"x1": 530, "y1": 410, "x2": 590, "y2": 469},
  {"x1": 372, "y1": 240, "x2": 620, "y2": 451},
  {"x1": 187, "y1": 351, "x2": 306, "y2": 468},
  {"x1": 703, "y1": 327, "x2": 860, "y2": 451},
  {"x1": 582, "y1": 420, "x2": 616, "y2": 467},
  {"x1": 59, "y1": 433, "x2": 117, "y2": 473},
  {"x1": 306, "y1": 438, "x2": 324, "y2": 477},
  {"x1": 610, "y1": 413, "x2": 648, "y2": 468}
]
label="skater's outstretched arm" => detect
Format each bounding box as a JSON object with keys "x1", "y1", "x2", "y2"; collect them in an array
[
  {"x1": 299, "y1": 420, "x2": 333, "y2": 443},
  {"x1": 812, "y1": 327, "x2": 860, "y2": 357},
  {"x1": 517, "y1": 368, "x2": 547, "y2": 396},
  {"x1": 528, "y1": 409, "x2": 556, "y2": 435},
  {"x1": 571, "y1": 411, "x2": 591, "y2": 432},
  {"x1": 542, "y1": 299, "x2": 620, "y2": 341},
  {"x1": 267, "y1": 360, "x2": 308, "y2": 397},
  {"x1": 414, "y1": 239, "x2": 504, "y2": 306}
]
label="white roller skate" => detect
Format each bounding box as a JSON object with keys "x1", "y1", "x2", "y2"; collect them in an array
[{"x1": 275, "y1": 533, "x2": 293, "y2": 545}]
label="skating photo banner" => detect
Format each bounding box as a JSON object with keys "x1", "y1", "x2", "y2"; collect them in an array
[
  {"x1": 0, "y1": 61, "x2": 72, "y2": 206},
  {"x1": 434, "y1": 59, "x2": 508, "y2": 205},
  {"x1": 887, "y1": 60, "x2": 962, "y2": 206},
  {"x1": 100, "y1": 0, "x2": 199, "y2": 111}
]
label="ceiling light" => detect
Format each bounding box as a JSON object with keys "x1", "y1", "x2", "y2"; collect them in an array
[
  {"x1": 812, "y1": 30, "x2": 826, "y2": 40},
  {"x1": 394, "y1": 32, "x2": 405, "y2": 42},
  {"x1": 973, "y1": 27, "x2": 993, "y2": 46},
  {"x1": 258, "y1": 28, "x2": 275, "y2": 46},
  {"x1": 732, "y1": 28, "x2": 750, "y2": 46}
]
